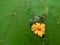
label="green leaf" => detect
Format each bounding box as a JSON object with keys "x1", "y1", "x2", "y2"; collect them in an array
[
  {"x1": 0, "y1": 0, "x2": 60, "y2": 45},
  {"x1": 44, "y1": 0, "x2": 60, "y2": 45}
]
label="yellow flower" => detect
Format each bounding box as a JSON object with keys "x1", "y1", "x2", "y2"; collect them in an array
[{"x1": 31, "y1": 22, "x2": 45, "y2": 37}]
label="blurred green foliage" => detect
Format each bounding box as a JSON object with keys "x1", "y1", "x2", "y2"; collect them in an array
[{"x1": 0, "y1": 0, "x2": 60, "y2": 45}]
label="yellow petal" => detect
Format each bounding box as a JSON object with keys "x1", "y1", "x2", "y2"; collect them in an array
[
  {"x1": 31, "y1": 28, "x2": 38, "y2": 31},
  {"x1": 35, "y1": 23, "x2": 41, "y2": 29},
  {"x1": 41, "y1": 28, "x2": 45, "y2": 31},
  {"x1": 41, "y1": 23, "x2": 45, "y2": 28},
  {"x1": 42, "y1": 30, "x2": 45, "y2": 34},
  {"x1": 41, "y1": 23, "x2": 45, "y2": 26},
  {"x1": 31, "y1": 24, "x2": 36, "y2": 29},
  {"x1": 38, "y1": 31, "x2": 43, "y2": 37},
  {"x1": 31, "y1": 29, "x2": 34, "y2": 31},
  {"x1": 35, "y1": 22, "x2": 41, "y2": 26},
  {"x1": 34, "y1": 30, "x2": 39, "y2": 34}
]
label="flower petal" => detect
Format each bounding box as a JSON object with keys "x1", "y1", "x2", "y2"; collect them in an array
[
  {"x1": 38, "y1": 31, "x2": 43, "y2": 37},
  {"x1": 31, "y1": 29, "x2": 34, "y2": 31},
  {"x1": 42, "y1": 30, "x2": 45, "y2": 34},
  {"x1": 41, "y1": 23, "x2": 45, "y2": 28},
  {"x1": 41, "y1": 28, "x2": 45, "y2": 31},
  {"x1": 35, "y1": 22, "x2": 41, "y2": 27},
  {"x1": 34, "y1": 30, "x2": 39, "y2": 34},
  {"x1": 31, "y1": 24, "x2": 36, "y2": 28}
]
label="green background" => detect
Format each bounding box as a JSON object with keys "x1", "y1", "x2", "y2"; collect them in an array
[{"x1": 0, "y1": 0, "x2": 60, "y2": 45}]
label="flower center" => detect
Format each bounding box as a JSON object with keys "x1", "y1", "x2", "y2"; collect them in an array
[{"x1": 37, "y1": 28, "x2": 41, "y2": 31}]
